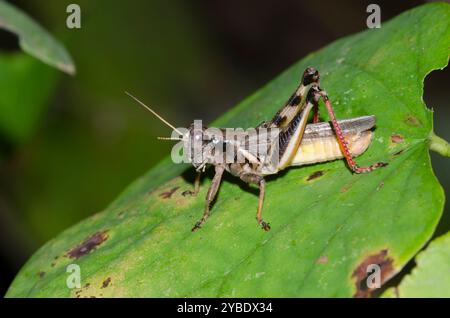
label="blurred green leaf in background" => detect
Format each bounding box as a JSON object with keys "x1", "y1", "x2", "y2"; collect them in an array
[
  {"x1": 0, "y1": 0, "x2": 75, "y2": 145},
  {"x1": 0, "y1": 53, "x2": 57, "y2": 145},
  {"x1": 0, "y1": 0, "x2": 75, "y2": 75}
]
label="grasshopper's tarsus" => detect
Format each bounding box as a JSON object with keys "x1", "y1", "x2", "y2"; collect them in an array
[
  {"x1": 259, "y1": 221, "x2": 271, "y2": 231},
  {"x1": 351, "y1": 161, "x2": 389, "y2": 174},
  {"x1": 191, "y1": 221, "x2": 203, "y2": 232},
  {"x1": 182, "y1": 190, "x2": 196, "y2": 197}
]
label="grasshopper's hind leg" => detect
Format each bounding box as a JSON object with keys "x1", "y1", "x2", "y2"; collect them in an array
[
  {"x1": 192, "y1": 166, "x2": 224, "y2": 231},
  {"x1": 318, "y1": 90, "x2": 387, "y2": 173},
  {"x1": 239, "y1": 173, "x2": 270, "y2": 231},
  {"x1": 312, "y1": 99, "x2": 320, "y2": 123}
]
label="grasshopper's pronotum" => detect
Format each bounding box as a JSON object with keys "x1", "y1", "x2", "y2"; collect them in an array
[{"x1": 127, "y1": 68, "x2": 387, "y2": 232}]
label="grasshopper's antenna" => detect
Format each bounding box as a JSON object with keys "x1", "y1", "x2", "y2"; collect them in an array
[
  {"x1": 125, "y1": 91, "x2": 183, "y2": 136},
  {"x1": 157, "y1": 136, "x2": 182, "y2": 141}
]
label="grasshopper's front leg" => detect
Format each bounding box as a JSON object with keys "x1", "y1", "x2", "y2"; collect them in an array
[
  {"x1": 182, "y1": 172, "x2": 201, "y2": 197},
  {"x1": 192, "y1": 165, "x2": 224, "y2": 231}
]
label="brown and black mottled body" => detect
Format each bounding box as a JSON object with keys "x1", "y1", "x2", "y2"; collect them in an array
[{"x1": 190, "y1": 68, "x2": 386, "y2": 232}]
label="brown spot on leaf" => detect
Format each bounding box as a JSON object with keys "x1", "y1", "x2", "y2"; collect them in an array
[
  {"x1": 316, "y1": 256, "x2": 328, "y2": 264},
  {"x1": 159, "y1": 187, "x2": 179, "y2": 199},
  {"x1": 393, "y1": 149, "x2": 404, "y2": 156},
  {"x1": 66, "y1": 230, "x2": 109, "y2": 259},
  {"x1": 307, "y1": 170, "x2": 325, "y2": 181},
  {"x1": 340, "y1": 180, "x2": 358, "y2": 193},
  {"x1": 101, "y1": 277, "x2": 111, "y2": 289},
  {"x1": 340, "y1": 186, "x2": 349, "y2": 193},
  {"x1": 405, "y1": 115, "x2": 421, "y2": 126},
  {"x1": 352, "y1": 249, "x2": 395, "y2": 298},
  {"x1": 38, "y1": 271, "x2": 45, "y2": 278},
  {"x1": 391, "y1": 134, "x2": 404, "y2": 143}
]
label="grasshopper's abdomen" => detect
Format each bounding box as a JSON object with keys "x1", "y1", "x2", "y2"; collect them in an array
[
  {"x1": 291, "y1": 131, "x2": 373, "y2": 166},
  {"x1": 290, "y1": 115, "x2": 375, "y2": 166}
]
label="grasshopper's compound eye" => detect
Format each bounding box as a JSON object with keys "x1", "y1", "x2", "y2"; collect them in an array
[{"x1": 191, "y1": 128, "x2": 204, "y2": 142}]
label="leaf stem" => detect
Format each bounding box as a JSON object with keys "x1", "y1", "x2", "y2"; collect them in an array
[{"x1": 429, "y1": 133, "x2": 450, "y2": 157}]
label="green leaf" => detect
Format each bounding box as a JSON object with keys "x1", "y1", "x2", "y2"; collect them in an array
[
  {"x1": 383, "y1": 232, "x2": 450, "y2": 298},
  {"x1": 0, "y1": 53, "x2": 58, "y2": 143},
  {"x1": 0, "y1": 0, "x2": 75, "y2": 75},
  {"x1": 6, "y1": 3, "x2": 449, "y2": 297}
]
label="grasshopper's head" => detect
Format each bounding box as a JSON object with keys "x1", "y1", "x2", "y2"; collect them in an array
[
  {"x1": 125, "y1": 92, "x2": 214, "y2": 170},
  {"x1": 186, "y1": 123, "x2": 222, "y2": 171},
  {"x1": 125, "y1": 92, "x2": 225, "y2": 171}
]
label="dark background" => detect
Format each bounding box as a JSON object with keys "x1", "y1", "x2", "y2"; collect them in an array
[{"x1": 0, "y1": 0, "x2": 448, "y2": 296}]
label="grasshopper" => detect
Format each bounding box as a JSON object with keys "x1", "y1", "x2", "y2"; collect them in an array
[{"x1": 126, "y1": 68, "x2": 387, "y2": 232}]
